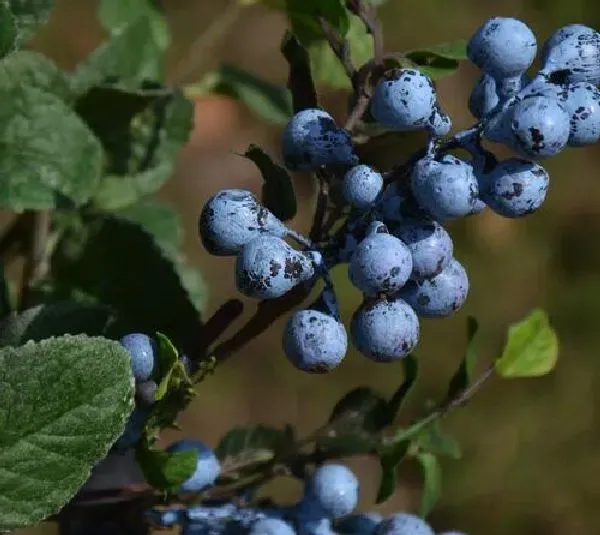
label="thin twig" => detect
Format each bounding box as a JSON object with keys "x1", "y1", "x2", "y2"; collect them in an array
[
  {"x1": 309, "y1": 172, "x2": 330, "y2": 242},
  {"x1": 318, "y1": 17, "x2": 356, "y2": 88},
  {"x1": 345, "y1": 93, "x2": 370, "y2": 132}
]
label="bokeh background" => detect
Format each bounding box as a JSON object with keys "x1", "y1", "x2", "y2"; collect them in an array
[{"x1": 15, "y1": 1, "x2": 600, "y2": 534}]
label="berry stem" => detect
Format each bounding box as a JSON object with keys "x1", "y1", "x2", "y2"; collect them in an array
[{"x1": 318, "y1": 17, "x2": 357, "y2": 88}]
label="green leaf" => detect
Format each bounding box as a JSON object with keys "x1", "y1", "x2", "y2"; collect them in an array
[
  {"x1": 387, "y1": 354, "x2": 418, "y2": 418},
  {"x1": 50, "y1": 213, "x2": 202, "y2": 352},
  {"x1": 415, "y1": 420, "x2": 461, "y2": 460},
  {"x1": 71, "y1": 16, "x2": 166, "y2": 95},
  {"x1": 376, "y1": 440, "x2": 410, "y2": 504},
  {"x1": 136, "y1": 444, "x2": 196, "y2": 492},
  {"x1": 0, "y1": 2, "x2": 17, "y2": 57},
  {"x1": 193, "y1": 64, "x2": 293, "y2": 125},
  {"x1": 154, "y1": 331, "x2": 181, "y2": 400},
  {"x1": 309, "y1": 14, "x2": 373, "y2": 89},
  {"x1": 0, "y1": 85, "x2": 103, "y2": 211},
  {"x1": 216, "y1": 425, "x2": 295, "y2": 472},
  {"x1": 288, "y1": 0, "x2": 349, "y2": 42},
  {"x1": 495, "y1": 309, "x2": 559, "y2": 378},
  {"x1": 243, "y1": 144, "x2": 297, "y2": 221},
  {"x1": 8, "y1": 0, "x2": 54, "y2": 43},
  {"x1": 0, "y1": 262, "x2": 10, "y2": 319},
  {"x1": 0, "y1": 334, "x2": 134, "y2": 531},
  {"x1": 0, "y1": 50, "x2": 71, "y2": 98},
  {"x1": 404, "y1": 40, "x2": 467, "y2": 80},
  {"x1": 445, "y1": 316, "x2": 478, "y2": 401},
  {"x1": 89, "y1": 89, "x2": 194, "y2": 210},
  {"x1": 416, "y1": 452, "x2": 441, "y2": 517},
  {"x1": 0, "y1": 302, "x2": 128, "y2": 348},
  {"x1": 320, "y1": 387, "x2": 388, "y2": 455}
]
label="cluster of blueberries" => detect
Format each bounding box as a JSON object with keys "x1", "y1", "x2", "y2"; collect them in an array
[
  {"x1": 147, "y1": 463, "x2": 464, "y2": 535},
  {"x1": 198, "y1": 17, "x2": 600, "y2": 374}
]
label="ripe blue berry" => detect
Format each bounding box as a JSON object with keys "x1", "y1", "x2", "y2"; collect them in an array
[
  {"x1": 375, "y1": 513, "x2": 434, "y2": 535},
  {"x1": 351, "y1": 296, "x2": 419, "y2": 362},
  {"x1": 469, "y1": 74, "x2": 499, "y2": 119},
  {"x1": 199, "y1": 189, "x2": 288, "y2": 256},
  {"x1": 392, "y1": 220, "x2": 453, "y2": 280},
  {"x1": 480, "y1": 158, "x2": 549, "y2": 217},
  {"x1": 467, "y1": 17, "x2": 537, "y2": 79},
  {"x1": 411, "y1": 155, "x2": 479, "y2": 220},
  {"x1": 541, "y1": 29, "x2": 600, "y2": 85},
  {"x1": 511, "y1": 95, "x2": 570, "y2": 158},
  {"x1": 166, "y1": 439, "x2": 221, "y2": 493},
  {"x1": 541, "y1": 23, "x2": 597, "y2": 61},
  {"x1": 343, "y1": 165, "x2": 384, "y2": 209},
  {"x1": 250, "y1": 518, "x2": 296, "y2": 535},
  {"x1": 370, "y1": 69, "x2": 437, "y2": 131},
  {"x1": 297, "y1": 516, "x2": 336, "y2": 535},
  {"x1": 282, "y1": 108, "x2": 358, "y2": 172},
  {"x1": 120, "y1": 333, "x2": 156, "y2": 382},
  {"x1": 564, "y1": 82, "x2": 600, "y2": 146},
  {"x1": 348, "y1": 231, "x2": 413, "y2": 295},
  {"x1": 136, "y1": 380, "x2": 157, "y2": 406},
  {"x1": 235, "y1": 236, "x2": 316, "y2": 299},
  {"x1": 303, "y1": 464, "x2": 359, "y2": 519},
  {"x1": 337, "y1": 513, "x2": 383, "y2": 534},
  {"x1": 283, "y1": 309, "x2": 347, "y2": 373},
  {"x1": 398, "y1": 258, "x2": 469, "y2": 318}
]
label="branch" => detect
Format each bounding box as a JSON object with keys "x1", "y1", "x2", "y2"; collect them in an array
[
  {"x1": 318, "y1": 17, "x2": 356, "y2": 87},
  {"x1": 309, "y1": 171, "x2": 330, "y2": 242}
]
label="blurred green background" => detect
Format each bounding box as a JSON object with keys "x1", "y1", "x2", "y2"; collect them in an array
[{"x1": 16, "y1": 0, "x2": 600, "y2": 534}]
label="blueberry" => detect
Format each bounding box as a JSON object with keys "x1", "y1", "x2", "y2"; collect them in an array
[
  {"x1": 370, "y1": 69, "x2": 437, "y2": 131},
  {"x1": 282, "y1": 108, "x2": 358, "y2": 172},
  {"x1": 541, "y1": 29, "x2": 600, "y2": 85},
  {"x1": 348, "y1": 231, "x2": 413, "y2": 295},
  {"x1": 541, "y1": 23, "x2": 597, "y2": 61},
  {"x1": 250, "y1": 518, "x2": 296, "y2": 535},
  {"x1": 563, "y1": 82, "x2": 600, "y2": 146},
  {"x1": 283, "y1": 309, "x2": 347, "y2": 373},
  {"x1": 235, "y1": 236, "x2": 316, "y2": 299},
  {"x1": 303, "y1": 464, "x2": 359, "y2": 519},
  {"x1": 343, "y1": 165, "x2": 384, "y2": 210},
  {"x1": 392, "y1": 219, "x2": 453, "y2": 280},
  {"x1": 351, "y1": 296, "x2": 419, "y2": 362},
  {"x1": 166, "y1": 439, "x2": 221, "y2": 493},
  {"x1": 377, "y1": 182, "x2": 426, "y2": 224},
  {"x1": 337, "y1": 513, "x2": 383, "y2": 535},
  {"x1": 375, "y1": 513, "x2": 434, "y2": 535},
  {"x1": 136, "y1": 380, "x2": 158, "y2": 406},
  {"x1": 113, "y1": 407, "x2": 149, "y2": 451},
  {"x1": 411, "y1": 155, "x2": 479, "y2": 220},
  {"x1": 398, "y1": 258, "x2": 469, "y2": 318},
  {"x1": 198, "y1": 189, "x2": 288, "y2": 256},
  {"x1": 469, "y1": 74, "x2": 499, "y2": 119},
  {"x1": 480, "y1": 158, "x2": 549, "y2": 217},
  {"x1": 120, "y1": 333, "x2": 156, "y2": 382},
  {"x1": 511, "y1": 95, "x2": 570, "y2": 158},
  {"x1": 467, "y1": 17, "x2": 537, "y2": 79}
]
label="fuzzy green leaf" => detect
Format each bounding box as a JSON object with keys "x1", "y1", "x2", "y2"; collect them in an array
[{"x1": 0, "y1": 335, "x2": 134, "y2": 531}]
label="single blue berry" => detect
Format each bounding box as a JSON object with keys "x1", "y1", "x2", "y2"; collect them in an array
[
  {"x1": 480, "y1": 158, "x2": 549, "y2": 218},
  {"x1": 541, "y1": 23, "x2": 597, "y2": 61},
  {"x1": 136, "y1": 380, "x2": 158, "y2": 406},
  {"x1": 166, "y1": 439, "x2": 221, "y2": 493},
  {"x1": 541, "y1": 29, "x2": 600, "y2": 85},
  {"x1": 120, "y1": 333, "x2": 156, "y2": 382},
  {"x1": 235, "y1": 236, "x2": 316, "y2": 299},
  {"x1": 411, "y1": 155, "x2": 479, "y2": 220},
  {"x1": 283, "y1": 309, "x2": 347, "y2": 373},
  {"x1": 469, "y1": 74, "x2": 498, "y2": 119},
  {"x1": 250, "y1": 518, "x2": 296, "y2": 535},
  {"x1": 343, "y1": 165, "x2": 384, "y2": 209},
  {"x1": 198, "y1": 189, "x2": 288, "y2": 256},
  {"x1": 303, "y1": 464, "x2": 359, "y2": 519},
  {"x1": 392, "y1": 219, "x2": 453, "y2": 280},
  {"x1": 375, "y1": 513, "x2": 434, "y2": 535},
  {"x1": 398, "y1": 258, "x2": 469, "y2": 318},
  {"x1": 351, "y1": 296, "x2": 419, "y2": 362},
  {"x1": 370, "y1": 69, "x2": 437, "y2": 131},
  {"x1": 282, "y1": 108, "x2": 358, "y2": 172},
  {"x1": 564, "y1": 82, "x2": 600, "y2": 146},
  {"x1": 337, "y1": 513, "x2": 383, "y2": 535}
]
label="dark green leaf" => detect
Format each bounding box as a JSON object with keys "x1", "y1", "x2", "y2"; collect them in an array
[
  {"x1": 8, "y1": 0, "x2": 54, "y2": 43},
  {"x1": 50, "y1": 213, "x2": 202, "y2": 352},
  {"x1": 154, "y1": 331, "x2": 181, "y2": 400},
  {"x1": 375, "y1": 440, "x2": 410, "y2": 503},
  {"x1": 136, "y1": 444, "x2": 196, "y2": 493},
  {"x1": 495, "y1": 309, "x2": 558, "y2": 378},
  {"x1": 196, "y1": 64, "x2": 293, "y2": 125},
  {"x1": 216, "y1": 425, "x2": 295, "y2": 471},
  {"x1": 404, "y1": 40, "x2": 467, "y2": 81},
  {"x1": 0, "y1": 302, "x2": 128, "y2": 348},
  {"x1": 0, "y1": 262, "x2": 10, "y2": 319},
  {"x1": 287, "y1": 0, "x2": 349, "y2": 43},
  {"x1": 0, "y1": 335, "x2": 134, "y2": 530},
  {"x1": 244, "y1": 144, "x2": 296, "y2": 221},
  {"x1": 281, "y1": 30, "x2": 317, "y2": 111},
  {"x1": 416, "y1": 452, "x2": 441, "y2": 517},
  {"x1": 387, "y1": 354, "x2": 418, "y2": 419},
  {"x1": 445, "y1": 316, "x2": 479, "y2": 402},
  {"x1": 0, "y1": 85, "x2": 103, "y2": 211},
  {"x1": 0, "y1": 1, "x2": 17, "y2": 57},
  {"x1": 415, "y1": 420, "x2": 461, "y2": 460}
]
